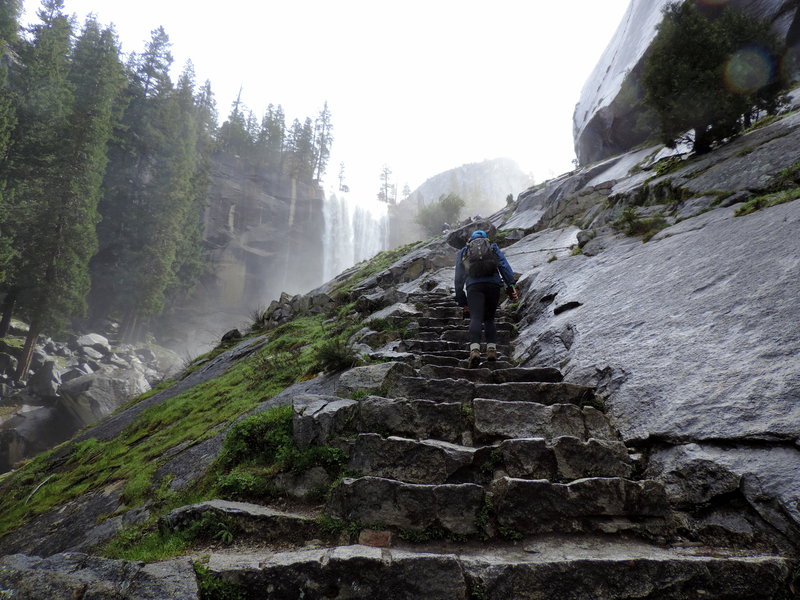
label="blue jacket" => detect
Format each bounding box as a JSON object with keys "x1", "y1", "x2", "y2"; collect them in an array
[{"x1": 454, "y1": 242, "x2": 516, "y2": 306}]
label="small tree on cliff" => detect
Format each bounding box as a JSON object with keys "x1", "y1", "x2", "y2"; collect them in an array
[
  {"x1": 643, "y1": 1, "x2": 788, "y2": 154},
  {"x1": 414, "y1": 193, "x2": 465, "y2": 237}
]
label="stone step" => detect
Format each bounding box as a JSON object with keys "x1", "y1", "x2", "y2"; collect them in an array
[
  {"x1": 407, "y1": 316, "x2": 514, "y2": 329},
  {"x1": 496, "y1": 436, "x2": 635, "y2": 480},
  {"x1": 347, "y1": 434, "x2": 634, "y2": 484},
  {"x1": 439, "y1": 329, "x2": 513, "y2": 344},
  {"x1": 159, "y1": 500, "x2": 319, "y2": 542},
  {"x1": 472, "y1": 398, "x2": 616, "y2": 442},
  {"x1": 293, "y1": 395, "x2": 468, "y2": 446},
  {"x1": 492, "y1": 476, "x2": 673, "y2": 537},
  {"x1": 395, "y1": 319, "x2": 515, "y2": 333},
  {"x1": 327, "y1": 477, "x2": 484, "y2": 536},
  {"x1": 388, "y1": 377, "x2": 596, "y2": 406},
  {"x1": 328, "y1": 475, "x2": 671, "y2": 538},
  {"x1": 418, "y1": 365, "x2": 563, "y2": 384},
  {"x1": 204, "y1": 542, "x2": 793, "y2": 600},
  {"x1": 414, "y1": 353, "x2": 515, "y2": 370},
  {"x1": 398, "y1": 339, "x2": 512, "y2": 354},
  {"x1": 420, "y1": 307, "x2": 470, "y2": 319},
  {"x1": 347, "y1": 434, "x2": 479, "y2": 484}
]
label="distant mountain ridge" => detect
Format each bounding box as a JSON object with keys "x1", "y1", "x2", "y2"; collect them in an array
[{"x1": 389, "y1": 158, "x2": 534, "y2": 246}]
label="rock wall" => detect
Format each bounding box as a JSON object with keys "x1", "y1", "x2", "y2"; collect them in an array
[
  {"x1": 574, "y1": 0, "x2": 800, "y2": 165},
  {"x1": 159, "y1": 152, "x2": 326, "y2": 353}
]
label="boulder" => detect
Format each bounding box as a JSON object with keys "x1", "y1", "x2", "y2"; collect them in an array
[
  {"x1": 58, "y1": 370, "x2": 150, "y2": 429},
  {"x1": 0, "y1": 552, "x2": 199, "y2": 599},
  {"x1": 75, "y1": 333, "x2": 110, "y2": 354},
  {"x1": 27, "y1": 360, "x2": 62, "y2": 399}
]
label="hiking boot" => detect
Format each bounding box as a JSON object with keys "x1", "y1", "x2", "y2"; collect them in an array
[
  {"x1": 486, "y1": 344, "x2": 498, "y2": 362},
  {"x1": 467, "y1": 343, "x2": 481, "y2": 368}
]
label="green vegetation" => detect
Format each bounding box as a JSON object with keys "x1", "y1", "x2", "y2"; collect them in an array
[
  {"x1": 643, "y1": 2, "x2": 789, "y2": 154},
  {"x1": 736, "y1": 161, "x2": 800, "y2": 216},
  {"x1": 0, "y1": 3, "x2": 335, "y2": 350},
  {"x1": 414, "y1": 193, "x2": 466, "y2": 237},
  {"x1": 735, "y1": 187, "x2": 800, "y2": 216},
  {"x1": 195, "y1": 564, "x2": 247, "y2": 600},
  {"x1": 613, "y1": 207, "x2": 668, "y2": 242}
]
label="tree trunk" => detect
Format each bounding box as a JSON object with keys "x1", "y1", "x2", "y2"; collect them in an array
[
  {"x1": 0, "y1": 292, "x2": 15, "y2": 338},
  {"x1": 14, "y1": 320, "x2": 41, "y2": 382},
  {"x1": 693, "y1": 125, "x2": 712, "y2": 154}
]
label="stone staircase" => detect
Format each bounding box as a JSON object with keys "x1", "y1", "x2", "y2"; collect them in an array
[{"x1": 165, "y1": 290, "x2": 794, "y2": 598}]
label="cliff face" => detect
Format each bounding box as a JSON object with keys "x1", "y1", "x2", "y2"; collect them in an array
[
  {"x1": 573, "y1": 0, "x2": 800, "y2": 165},
  {"x1": 160, "y1": 152, "x2": 326, "y2": 353}
]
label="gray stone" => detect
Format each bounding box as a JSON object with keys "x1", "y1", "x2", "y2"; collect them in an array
[
  {"x1": 160, "y1": 499, "x2": 316, "y2": 541},
  {"x1": 358, "y1": 396, "x2": 465, "y2": 443},
  {"x1": 27, "y1": 360, "x2": 62, "y2": 398},
  {"x1": 550, "y1": 436, "x2": 633, "y2": 479},
  {"x1": 207, "y1": 546, "x2": 466, "y2": 600},
  {"x1": 275, "y1": 466, "x2": 332, "y2": 498},
  {"x1": 58, "y1": 370, "x2": 150, "y2": 429},
  {"x1": 462, "y1": 543, "x2": 791, "y2": 600},
  {"x1": 292, "y1": 394, "x2": 358, "y2": 448},
  {"x1": 327, "y1": 477, "x2": 484, "y2": 534},
  {"x1": 473, "y1": 398, "x2": 615, "y2": 442},
  {"x1": 492, "y1": 476, "x2": 672, "y2": 536},
  {"x1": 647, "y1": 443, "x2": 800, "y2": 542},
  {"x1": 80, "y1": 346, "x2": 104, "y2": 360},
  {"x1": 348, "y1": 434, "x2": 476, "y2": 484},
  {"x1": 0, "y1": 552, "x2": 199, "y2": 599},
  {"x1": 364, "y1": 302, "x2": 421, "y2": 323},
  {"x1": 335, "y1": 361, "x2": 414, "y2": 398},
  {"x1": 0, "y1": 352, "x2": 18, "y2": 377},
  {"x1": 75, "y1": 333, "x2": 110, "y2": 354}
]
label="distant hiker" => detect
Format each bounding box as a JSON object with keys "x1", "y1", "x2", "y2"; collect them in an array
[{"x1": 454, "y1": 230, "x2": 518, "y2": 367}]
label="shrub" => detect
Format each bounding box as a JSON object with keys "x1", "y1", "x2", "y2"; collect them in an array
[
  {"x1": 219, "y1": 406, "x2": 293, "y2": 467},
  {"x1": 314, "y1": 337, "x2": 359, "y2": 373},
  {"x1": 643, "y1": 2, "x2": 788, "y2": 153}
]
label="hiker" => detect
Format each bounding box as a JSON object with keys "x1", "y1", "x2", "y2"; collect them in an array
[{"x1": 454, "y1": 230, "x2": 518, "y2": 367}]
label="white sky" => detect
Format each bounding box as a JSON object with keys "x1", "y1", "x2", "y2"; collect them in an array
[{"x1": 21, "y1": 0, "x2": 630, "y2": 200}]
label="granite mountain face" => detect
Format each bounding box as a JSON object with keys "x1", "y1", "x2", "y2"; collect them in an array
[{"x1": 573, "y1": 0, "x2": 800, "y2": 164}]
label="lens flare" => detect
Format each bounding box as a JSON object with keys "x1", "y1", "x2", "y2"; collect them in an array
[{"x1": 724, "y1": 46, "x2": 774, "y2": 94}]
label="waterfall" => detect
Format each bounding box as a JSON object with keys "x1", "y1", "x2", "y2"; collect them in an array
[{"x1": 322, "y1": 191, "x2": 389, "y2": 282}]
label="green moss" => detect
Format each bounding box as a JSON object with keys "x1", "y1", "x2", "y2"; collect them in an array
[
  {"x1": 613, "y1": 207, "x2": 668, "y2": 241},
  {"x1": 194, "y1": 563, "x2": 248, "y2": 600},
  {"x1": 735, "y1": 187, "x2": 800, "y2": 216},
  {"x1": 0, "y1": 313, "x2": 342, "y2": 540}
]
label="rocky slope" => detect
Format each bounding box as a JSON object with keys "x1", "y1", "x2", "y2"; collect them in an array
[
  {"x1": 0, "y1": 93, "x2": 799, "y2": 599},
  {"x1": 574, "y1": 0, "x2": 800, "y2": 164}
]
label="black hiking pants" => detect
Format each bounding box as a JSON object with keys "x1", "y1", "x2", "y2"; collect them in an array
[{"x1": 466, "y1": 282, "x2": 501, "y2": 344}]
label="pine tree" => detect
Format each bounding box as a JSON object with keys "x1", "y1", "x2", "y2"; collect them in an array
[
  {"x1": 643, "y1": 2, "x2": 787, "y2": 153},
  {"x1": 90, "y1": 42, "x2": 213, "y2": 342},
  {"x1": 7, "y1": 7, "x2": 125, "y2": 379},
  {"x1": 0, "y1": 0, "x2": 21, "y2": 335},
  {"x1": 0, "y1": 0, "x2": 21, "y2": 290},
  {"x1": 312, "y1": 101, "x2": 333, "y2": 181}
]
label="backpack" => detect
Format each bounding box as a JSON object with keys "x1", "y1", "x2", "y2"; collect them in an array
[{"x1": 462, "y1": 237, "x2": 499, "y2": 277}]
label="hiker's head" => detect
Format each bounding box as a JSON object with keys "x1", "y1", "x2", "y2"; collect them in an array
[{"x1": 470, "y1": 230, "x2": 487, "y2": 240}]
